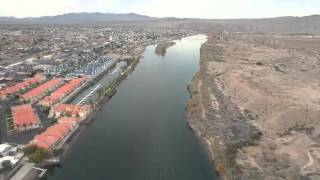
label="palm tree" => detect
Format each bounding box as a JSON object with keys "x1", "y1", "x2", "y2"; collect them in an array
[{"x1": 22, "y1": 123, "x2": 27, "y2": 130}]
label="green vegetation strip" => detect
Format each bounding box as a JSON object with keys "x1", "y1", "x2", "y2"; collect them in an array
[
  {"x1": 5, "y1": 110, "x2": 15, "y2": 131},
  {"x1": 95, "y1": 58, "x2": 139, "y2": 108}
]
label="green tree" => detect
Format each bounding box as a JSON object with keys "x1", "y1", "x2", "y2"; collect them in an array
[
  {"x1": 28, "y1": 148, "x2": 51, "y2": 164},
  {"x1": 23, "y1": 144, "x2": 38, "y2": 155}
]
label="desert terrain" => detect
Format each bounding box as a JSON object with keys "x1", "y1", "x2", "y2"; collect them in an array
[{"x1": 186, "y1": 33, "x2": 320, "y2": 179}]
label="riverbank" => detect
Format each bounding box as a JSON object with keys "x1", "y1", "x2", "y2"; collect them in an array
[
  {"x1": 186, "y1": 33, "x2": 320, "y2": 180},
  {"x1": 185, "y1": 37, "x2": 262, "y2": 179}
]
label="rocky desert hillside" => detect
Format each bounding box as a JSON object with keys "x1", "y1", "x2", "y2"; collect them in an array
[{"x1": 186, "y1": 33, "x2": 320, "y2": 180}]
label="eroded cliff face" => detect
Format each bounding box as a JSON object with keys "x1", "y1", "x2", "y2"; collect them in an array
[
  {"x1": 186, "y1": 40, "x2": 262, "y2": 179},
  {"x1": 186, "y1": 34, "x2": 320, "y2": 180}
]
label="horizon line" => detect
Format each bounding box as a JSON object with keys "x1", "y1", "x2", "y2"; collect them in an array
[{"x1": 1, "y1": 11, "x2": 319, "y2": 20}]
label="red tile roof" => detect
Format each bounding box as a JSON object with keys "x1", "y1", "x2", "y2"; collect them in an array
[
  {"x1": 0, "y1": 74, "x2": 45, "y2": 99},
  {"x1": 11, "y1": 104, "x2": 40, "y2": 127},
  {"x1": 58, "y1": 117, "x2": 79, "y2": 123},
  {"x1": 39, "y1": 77, "x2": 87, "y2": 106},
  {"x1": 34, "y1": 134, "x2": 59, "y2": 149},
  {"x1": 21, "y1": 78, "x2": 63, "y2": 101},
  {"x1": 52, "y1": 104, "x2": 91, "y2": 117},
  {"x1": 33, "y1": 117, "x2": 78, "y2": 149}
]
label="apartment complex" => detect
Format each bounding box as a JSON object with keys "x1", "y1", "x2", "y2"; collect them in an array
[
  {"x1": 11, "y1": 104, "x2": 41, "y2": 131},
  {"x1": 0, "y1": 74, "x2": 45, "y2": 100},
  {"x1": 33, "y1": 117, "x2": 78, "y2": 150},
  {"x1": 20, "y1": 78, "x2": 64, "y2": 103},
  {"x1": 49, "y1": 104, "x2": 91, "y2": 118},
  {"x1": 39, "y1": 77, "x2": 87, "y2": 106}
]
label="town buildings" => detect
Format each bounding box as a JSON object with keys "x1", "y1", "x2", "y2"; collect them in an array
[
  {"x1": 33, "y1": 117, "x2": 78, "y2": 150},
  {"x1": 20, "y1": 78, "x2": 64, "y2": 103},
  {"x1": 49, "y1": 104, "x2": 91, "y2": 118},
  {"x1": 0, "y1": 25, "x2": 193, "y2": 178},
  {"x1": 39, "y1": 77, "x2": 87, "y2": 106},
  {"x1": 0, "y1": 74, "x2": 45, "y2": 100}
]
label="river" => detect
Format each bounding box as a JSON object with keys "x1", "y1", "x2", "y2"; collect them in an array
[{"x1": 47, "y1": 34, "x2": 216, "y2": 180}]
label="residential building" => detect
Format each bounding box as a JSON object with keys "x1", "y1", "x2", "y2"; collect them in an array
[
  {"x1": 39, "y1": 77, "x2": 86, "y2": 106},
  {"x1": 0, "y1": 74, "x2": 45, "y2": 100},
  {"x1": 20, "y1": 78, "x2": 63, "y2": 103},
  {"x1": 49, "y1": 104, "x2": 91, "y2": 118},
  {"x1": 11, "y1": 104, "x2": 41, "y2": 131},
  {"x1": 33, "y1": 117, "x2": 78, "y2": 150}
]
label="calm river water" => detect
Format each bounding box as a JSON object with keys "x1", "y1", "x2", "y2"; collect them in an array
[{"x1": 47, "y1": 34, "x2": 216, "y2": 180}]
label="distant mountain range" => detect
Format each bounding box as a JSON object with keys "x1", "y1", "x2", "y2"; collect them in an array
[
  {"x1": 176, "y1": 15, "x2": 320, "y2": 34},
  {"x1": 0, "y1": 12, "x2": 319, "y2": 34},
  {"x1": 0, "y1": 12, "x2": 153, "y2": 24}
]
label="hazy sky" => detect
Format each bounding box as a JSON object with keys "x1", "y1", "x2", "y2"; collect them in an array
[{"x1": 0, "y1": 0, "x2": 319, "y2": 18}]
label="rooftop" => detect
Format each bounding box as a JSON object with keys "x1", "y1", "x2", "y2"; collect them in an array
[
  {"x1": 0, "y1": 74, "x2": 45, "y2": 98},
  {"x1": 33, "y1": 117, "x2": 78, "y2": 150},
  {"x1": 21, "y1": 78, "x2": 63, "y2": 100},
  {"x1": 39, "y1": 77, "x2": 86, "y2": 106},
  {"x1": 11, "y1": 104, "x2": 40, "y2": 127}
]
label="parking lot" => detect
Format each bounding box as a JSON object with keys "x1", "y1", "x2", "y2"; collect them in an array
[
  {"x1": 0, "y1": 102, "x2": 55, "y2": 144},
  {"x1": 71, "y1": 61, "x2": 126, "y2": 105},
  {"x1": 67, "y1": 57, "x2": 114, "y2": 77}
]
